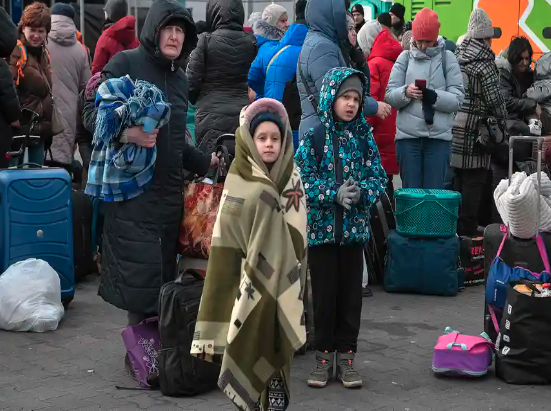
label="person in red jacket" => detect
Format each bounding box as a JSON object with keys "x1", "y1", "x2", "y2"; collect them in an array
[
  {"x1": 91, "y1": 0, "x2": 139, "y2": 75},
  {"x1": 366, "y1": 27, "x2": 402, "y2": 189}
]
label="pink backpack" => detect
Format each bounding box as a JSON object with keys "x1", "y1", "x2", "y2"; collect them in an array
[{"x1": 432, "y1": 327, "x2": 494, "y2": 377}]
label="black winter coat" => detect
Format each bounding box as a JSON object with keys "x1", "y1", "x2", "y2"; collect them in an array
[
  {"x1": 496, "y1": 54, "x2": 537, "y2": 120},
  {"x1": 186, "y1": 0, "x2": 256, "y2": 154},
  {"x1": 82, "y1": 0, "x2": 210, "y2": 315},
  {"x1": 0, "y1": 7, "x2": 20, "y2": 167}
]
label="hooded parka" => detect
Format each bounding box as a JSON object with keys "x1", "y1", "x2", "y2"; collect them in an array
[
  {"x1": 367, "y1": 29, "x2": 402, "y2": 175},
  {"x1": 47, "y1": 15, "x2": 91, "y2": 165},
  {"x1": 186, "y1": 0, "x2": 257, "y2": 154},
  {"x1": 83, "y1": 0, "x2": 211, "y2": 315},
  {"x1": 0, "y1": 7, "x2": 20, "y2": 167},
  {"x1": 91, "y1": 15, "x2": 139, "y2": 75},
  {"x1": 297, "y1": 0, "x2": 379, "y2": 139}
]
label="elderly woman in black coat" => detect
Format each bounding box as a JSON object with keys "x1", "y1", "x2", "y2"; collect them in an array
[{"x1": 83, "y1": 0, "x2": 216, "y2": 338}]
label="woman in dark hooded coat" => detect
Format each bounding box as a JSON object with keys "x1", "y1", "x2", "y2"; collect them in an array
[
  {"x1": 186, "y1": 0, "x2": 257, "y2": 154},
  {"x1": 83, "y1": 0, "x2": 215, "y2": 326}
]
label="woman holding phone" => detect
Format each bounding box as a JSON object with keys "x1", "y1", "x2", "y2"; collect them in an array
[{"x1": 385, "y1": 8, "x2": 464, "y2": 189}]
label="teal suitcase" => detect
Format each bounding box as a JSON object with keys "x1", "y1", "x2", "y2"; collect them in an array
[{"x1": 384, "y1": 230, "x2": 461, "y2": 296}]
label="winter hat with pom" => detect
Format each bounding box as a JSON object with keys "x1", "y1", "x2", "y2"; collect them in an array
[
  {"x1": 401, "y1": 30, "x2": 413, "y2": 50},
  {"x1": 467, "y1": 8, "x2": 495, "y2": 39},
  {"x1": 262, "y1": 3, "x2": 287, "y2": 27},
  {"x1": 412, "y1": 8, "x2": 440, "y2": 42}
]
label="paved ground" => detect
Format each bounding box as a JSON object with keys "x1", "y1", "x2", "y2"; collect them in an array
[{"x1": 0, "y1": 275, "x2": 548, "y2": 411}]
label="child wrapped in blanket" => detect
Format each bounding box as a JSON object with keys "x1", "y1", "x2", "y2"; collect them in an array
[{"x1": 526, "y1": 53, "x2": 551, "y2": 136}]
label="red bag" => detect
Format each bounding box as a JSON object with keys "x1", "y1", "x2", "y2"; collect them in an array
[{"x1": 178, "y1": 179, "x2": 223, "y2": 259}]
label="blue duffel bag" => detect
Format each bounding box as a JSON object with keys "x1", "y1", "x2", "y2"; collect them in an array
[{"x1": 384, "y1": 230, "x2": 461, "y2": 296}]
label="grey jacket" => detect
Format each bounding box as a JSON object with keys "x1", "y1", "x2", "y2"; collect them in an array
[
  {"x1": 385, "y1": 38, "x2": 464, "y2": 142},
  {"x1": 47, "y1": 15, "x2": 91, "y2": 165},
  {"x1": 297, "y1": 0, "x2": 378, "y2": 138}
]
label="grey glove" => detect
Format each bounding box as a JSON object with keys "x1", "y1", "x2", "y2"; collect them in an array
[
  {"x1": 351, "y1": 181, "x2": 361, "y2": 205},
  {"x1": 335, "y1": 178, "x2": 356, "y2": 210}
]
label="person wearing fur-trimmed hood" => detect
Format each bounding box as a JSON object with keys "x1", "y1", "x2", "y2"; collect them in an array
[{"x1": 192, "y1": 98, "x2": 307, "y2": 411}]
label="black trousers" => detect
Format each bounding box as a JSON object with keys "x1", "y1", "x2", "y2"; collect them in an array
[
  {"x1": 453, "y1": 168, "x2": 488, "y2": 236},
  {"x1": 308, "y1": 243, "x2": 364, "y2": 353}
]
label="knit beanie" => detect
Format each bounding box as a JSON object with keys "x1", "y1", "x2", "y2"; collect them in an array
[
  {"x1": 351, "y1": 4, "x2": 364, "y2": 16},
  {"x1": 412, "y1": 8, "x2": 440, "y2": 42},
  {"x1": 377, "y1": 12, "x2": 392, "y2": 29},
  {"x1": 250, "y1": 112, "x2": 285, "y2": 137},
  {"x1": 295, "y1": 0, "x2": 307, "y2": 21},
  {"x1": 51, "y1": 3, "x2": 75, "y2": 20},
  {"x1": 336, "y1": 74, "x2": 363, "y2": 99},
  {"x1": 357, "y1": 20, "x2": 382, "y2": 56},
  {"x1": 390, "y1": 3, "x2": 406, "y2": 21},
  {"x1": 104, "y1": 0, "x2": 128, "y2": 23},
  {"x1": 401, "y1": 30, "x2": 413, "y2": 50},
  {"x1": 262, "y1": 4, "x2": 287, "y2": 27},
  {"x1": 467, "y1": 8, "x2": 495, "y2": 39}
]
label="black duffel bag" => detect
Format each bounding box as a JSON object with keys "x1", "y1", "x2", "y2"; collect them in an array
[
  {"x1": 495, "y1": 281, "x2": 551, "y2": 385},
  {"x1": 157, "y1": 269, "x2": 220, "y2": 396}
]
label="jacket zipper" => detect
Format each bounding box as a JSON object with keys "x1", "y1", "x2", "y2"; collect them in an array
[{"x1": 164, "y1": 73, "x2": 171, "y2": 156}]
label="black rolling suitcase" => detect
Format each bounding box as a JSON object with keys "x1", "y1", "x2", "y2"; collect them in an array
[{"x1": 483, "y1": 136, "x2": 551, "y2": 342}]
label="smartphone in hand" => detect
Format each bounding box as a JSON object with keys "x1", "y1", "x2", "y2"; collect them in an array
[{"x1": 415, "y1": 79, "x2": 427, "y2": 91}]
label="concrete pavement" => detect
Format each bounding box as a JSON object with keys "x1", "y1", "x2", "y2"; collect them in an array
[{"x1": 0, "y1": 275, "x2": 547, "y2": 411}]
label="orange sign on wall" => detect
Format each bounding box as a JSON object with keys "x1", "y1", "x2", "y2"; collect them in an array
[{"x1": 476, "y1": 0, "x2": 551, "y2": 58}]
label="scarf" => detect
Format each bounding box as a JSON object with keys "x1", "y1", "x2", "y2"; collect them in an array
[
  {"x1": 85, "y1": 75, "x2": 170, "y2": 202},
  {"x1": 191, "y1": 98, "x2": 308, "y2": 411}
]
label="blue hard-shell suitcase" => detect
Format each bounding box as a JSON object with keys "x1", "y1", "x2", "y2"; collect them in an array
[{"x1": 0, "y1": 168, "x2": 75, "y2": 306}]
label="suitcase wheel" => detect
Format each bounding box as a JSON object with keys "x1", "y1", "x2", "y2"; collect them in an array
[{"x1": 62, "y1": 296, "x2": 73, "y2": 310}]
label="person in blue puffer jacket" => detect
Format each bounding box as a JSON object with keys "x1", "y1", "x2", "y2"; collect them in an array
[
  {"x1": 248, "y1": 0, "x2": 307, "y2": 151},
  {"x1": 297, "y1": 0, "x2": 391, "y2": 140},
  {"x1": 249, "y1": 4, "x2": 288, "y2": 98}
]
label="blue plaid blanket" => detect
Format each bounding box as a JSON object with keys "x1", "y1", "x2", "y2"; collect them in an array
[{"x1": 85, "y1": 75, "x2": 170, "y2": 202}]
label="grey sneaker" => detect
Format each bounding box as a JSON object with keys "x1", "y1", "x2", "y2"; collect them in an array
[
  {"x1": 307, "y1": 351, "x2": 334, "y2": 388},
  {"x1": 336, "y1": 352, "x2": 363, "y2": 388}
]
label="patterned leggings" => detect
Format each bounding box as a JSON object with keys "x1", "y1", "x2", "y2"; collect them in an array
[{"x1": 251, "y1": 372, "x2": 288, "y2": 411}]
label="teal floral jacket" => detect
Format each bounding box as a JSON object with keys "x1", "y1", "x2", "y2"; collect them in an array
[{"x1": 294, "y1": 67, "x2": 388, "y2": 247}]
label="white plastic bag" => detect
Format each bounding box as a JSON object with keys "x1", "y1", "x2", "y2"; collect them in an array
[{"x1": 0, "y1": 258, "x2": 64, "y2": 332}]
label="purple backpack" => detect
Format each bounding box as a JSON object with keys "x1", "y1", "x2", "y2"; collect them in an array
[
  {"x1": 121, "y1": 317, "x2": 160, "y2": 388},
  {"x1": 432, "y1": 327, "x2": 494, "y2": 377}
]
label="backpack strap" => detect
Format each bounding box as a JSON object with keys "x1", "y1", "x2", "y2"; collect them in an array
[
  {"x1": 298, "y1": 54, "x2": 325, "y2": 163},
  {"x1": 15, "y1": 40, "x2": 27, "y2": 86},
  {"x1": 267, "y1": 45, "x2": 291, "y2": 73}
]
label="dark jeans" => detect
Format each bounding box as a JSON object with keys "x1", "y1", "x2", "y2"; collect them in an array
[
  {"x1": 453, "y1": 168, "x2": 488, "y2": 236},
  {"x1": 396, "y1": 138, "x2": 451, "y2": 189},
  {"x1": 309, "y1": 243, "x2": 364, "y2": 353}
]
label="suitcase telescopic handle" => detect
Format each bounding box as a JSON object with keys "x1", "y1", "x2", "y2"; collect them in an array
[{"x1": 508, "y1": 136, "x2": 545, "y2": 237}]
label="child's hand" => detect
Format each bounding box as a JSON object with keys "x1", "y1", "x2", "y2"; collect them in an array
[{"x1": 351, "y1": 181, "x2": 361, "y2": 205}]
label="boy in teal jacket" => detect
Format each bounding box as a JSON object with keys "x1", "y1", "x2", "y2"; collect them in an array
[{"x1": 295, "y1": 67, "x2": 387, "y2": 389}]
